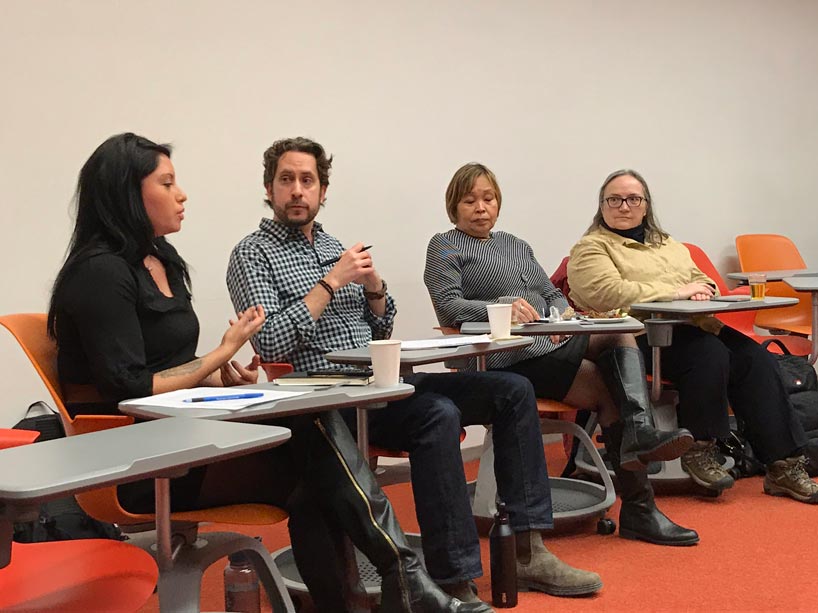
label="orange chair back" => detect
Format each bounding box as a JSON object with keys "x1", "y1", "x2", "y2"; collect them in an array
[
  {"x1": 735, "y1": 234, "x2": 806, "y2": 272},
  {"x1": 683, "y1": 243, "x2": 733, "y2": 296},
  {"x1": 0, "y1": 314, "x2": 133, "y2": 437},
  {"x1": 683, "y1": 243, "x2": 757, "y2": 333},
  {"x1": 734, "y1": 235, "x2": 812, "y2": 335},
  {"x1": 260, "y1": 362, "x2": 294, "y2": 381},
  {"x1": 683, "y1": 244, "x2": 811, "y2": 353}
]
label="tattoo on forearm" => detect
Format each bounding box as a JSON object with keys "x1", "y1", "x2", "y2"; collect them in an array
[{"x1": 158, "y1": 359, "x2": 203, "y2": 378}]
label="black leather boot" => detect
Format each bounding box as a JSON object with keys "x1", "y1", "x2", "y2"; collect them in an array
[
  {"x1": 597, "y1": 347, "x2": 693, "y2": 470},
  {"x1": 288, "y1": 484, "x2": 370, "y2": 612},
  {"x1": 602, "y1": 422, "x2": 699, "y2": 546},
  {"x1": 304, "y1": 411, "x2": 492, "y2": 612}
]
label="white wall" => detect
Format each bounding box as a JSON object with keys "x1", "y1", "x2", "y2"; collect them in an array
[{"x1": 2, "y1": 0, "x2": 816, "y2": 360}]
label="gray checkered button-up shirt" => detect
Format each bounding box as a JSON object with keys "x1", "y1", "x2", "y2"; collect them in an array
[{"x1": 226, "y1": 218, "x2": 396, "y2": 371}]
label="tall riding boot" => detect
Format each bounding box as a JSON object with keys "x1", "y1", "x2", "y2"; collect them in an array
[
  {"x1": 597, "y1": 347, "x2": 693, "y2": 470},
  {"x1": 288, "y1": 483, "x2": 370, "y2": 612},
  {"x1": 602, "y1": 422, "x2": 699, "y2": 546},
  {"x1": 306, "y1": 411, "x2": 493, "y2": 613}
]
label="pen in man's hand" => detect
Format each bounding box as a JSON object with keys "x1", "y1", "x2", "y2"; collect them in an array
[
  {"x1": 183, "y1": 392, "x2": 265, "y2": 403},
  {"x1": 320, "y1": 245, "x2": 372, "y2": 267}
]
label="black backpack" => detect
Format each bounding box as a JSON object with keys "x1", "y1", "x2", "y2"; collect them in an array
[
  {"x1": 762, "y1": 339, "x2": 818, "y2": 477},
  {"x1": 12, "y1": 402, "x2": 125, "y2": 543}
]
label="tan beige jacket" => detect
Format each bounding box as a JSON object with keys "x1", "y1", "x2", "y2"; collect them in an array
[{"x1": 568, "y1": 227, "x2": 722, "y2": 333}]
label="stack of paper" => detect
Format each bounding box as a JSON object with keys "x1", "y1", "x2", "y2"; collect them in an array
[
  {"x1": 400, "y1": 334, "x2": 493, "y2": 351},
  {"x1": 121, "y1": 387, "x2": 308, "y2": 411}
]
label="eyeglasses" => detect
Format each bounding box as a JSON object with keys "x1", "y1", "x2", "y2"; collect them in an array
[{"x1": 602, "y1": 196, "x2": 646, "y2": 209}]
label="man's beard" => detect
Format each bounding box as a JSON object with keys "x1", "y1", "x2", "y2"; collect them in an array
[{"x1": 275, "y1": 201, "x2": 320, "y2": 228}]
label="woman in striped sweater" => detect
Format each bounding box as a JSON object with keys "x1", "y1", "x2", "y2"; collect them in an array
[{"x1": 424, "y1": 162, "x2": 697, "y2": 547}]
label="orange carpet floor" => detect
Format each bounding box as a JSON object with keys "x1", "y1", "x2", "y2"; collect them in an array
[{"x1": 139, "y1": 445, "x2": 818, "y2": 612}]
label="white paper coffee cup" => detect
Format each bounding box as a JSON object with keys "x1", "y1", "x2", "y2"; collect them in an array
[
  {"x1": 498, "y1": 296, "x2": 522, "y2": 323},
  {"x1": 486, "y1": 303, "x2": 512, "y2": 340},
  {"x1": 369, "y1": 340, "x2": 402, "y2": 387}
]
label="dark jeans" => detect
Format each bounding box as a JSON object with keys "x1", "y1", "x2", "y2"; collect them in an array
[
  {"x1": 360, "y1": 370, "x2": 553, "y2": 584},
  {"x1": 636, "y1": 324, "x2": 807, "y2": 464}
]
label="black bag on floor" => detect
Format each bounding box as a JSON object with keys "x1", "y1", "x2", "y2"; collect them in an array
[
  {"x1": 12, "y1": 402, "x2": 125, "y2": 543},
  {"x1": 717, "y1": 422, "x2": 765, "y2": 479},
  {"x1": 762, "y1": 339, "x2": 818, "y2": 476}
]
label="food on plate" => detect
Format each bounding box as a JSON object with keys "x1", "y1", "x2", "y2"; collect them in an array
[
  {"x1": 583, "y1": 308, "x2": 629, "y2": 319},
  {"x1": 561, "y1": 306, "x2": 576, "y2": 320}
]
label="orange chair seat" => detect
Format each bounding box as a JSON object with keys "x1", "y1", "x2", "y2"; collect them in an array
[
  {"x1": 0, "y1": 540, "x2": 158, "y2": 612},
  {"x1": 171, "y1": 503, "x2": 288, "y2": 525}
]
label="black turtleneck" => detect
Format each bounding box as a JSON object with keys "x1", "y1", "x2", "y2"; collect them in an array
[{"x1": 602, "y1": 220, "x2": 646, "y2": 244}]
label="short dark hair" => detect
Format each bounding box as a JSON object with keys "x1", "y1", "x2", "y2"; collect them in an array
[
  {"x1": 444, "y1": 163, "x2": 502, "y2": 223},
  {"x1": 263, "y1": 137, "x2": 333, "y2": 188}
]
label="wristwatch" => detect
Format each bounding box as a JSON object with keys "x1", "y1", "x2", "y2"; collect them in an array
[{"x1": 363, "y1": 279, "x2": 387, "y2": 300}]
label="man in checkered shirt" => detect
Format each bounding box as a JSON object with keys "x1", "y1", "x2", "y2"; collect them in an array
[{"x1": 227, "y1": 137, "x2": 602, "y2": 606}]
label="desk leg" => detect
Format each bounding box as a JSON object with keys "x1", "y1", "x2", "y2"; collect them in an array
[
  {"x1": 651, "y1": 346, "x2": 662, "y2": 403},
  {"x1": 356, "y1": 407, "x2": 369, "y2": 458},
  {"x1": 809, "y1": 292, "x2": 818, "y2": 364},
  {"x1": 476, "y1": 355, "x2": 487, "y2": 372},
  {"x1": 154, "y1": 477, "x2": 173, "y2": 573}
]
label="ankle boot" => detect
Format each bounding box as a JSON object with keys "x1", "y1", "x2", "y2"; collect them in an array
[
  {"x1": 309, "y1": 411, "x2": 493, "y2": 612},
  {"x1": 515, "y1": 531, "x2": 602, "y2": 596},
  {"x1": 597, "y1": 347, "x2": 693, "y2": 470},
  {"x1": 602, "y1": 422, "x2": 699, "y2": 546}
]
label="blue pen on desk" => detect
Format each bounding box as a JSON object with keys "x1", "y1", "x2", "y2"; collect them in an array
[{"x1": 183, "y1": 392, "x2": 265, "y2": 403}]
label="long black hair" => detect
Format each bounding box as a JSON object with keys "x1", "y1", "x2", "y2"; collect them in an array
[{"x1": 48, "y1": 132, "x2": 191, "y2": 338}]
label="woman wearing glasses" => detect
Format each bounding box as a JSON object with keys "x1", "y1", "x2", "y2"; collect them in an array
[
  {"x1": 568, "y1": 169, "x2": 818, "y2": 504},
  {"x1": 424, "y1": 162, "x2": 698, "y2": 547}
]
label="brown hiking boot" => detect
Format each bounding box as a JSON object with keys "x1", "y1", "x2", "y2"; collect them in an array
[
  {"x1": 681, "y1": 440, "x2": 735, "y2": 491},
  {"x1": 764, "y1": 456, "x2": 818, "y2": 504},
  {"x1": 516, "y1": 531, "x2": 602, "y2": 596}
]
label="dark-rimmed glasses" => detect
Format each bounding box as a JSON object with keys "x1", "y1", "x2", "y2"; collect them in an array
[{"x1": 602, "y1": 196, "x2": 646, "y2": 209}]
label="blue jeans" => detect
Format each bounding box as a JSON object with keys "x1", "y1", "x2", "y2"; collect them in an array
[{"x1": 363, "y1": 370, "x2": 553, "y2": 584}]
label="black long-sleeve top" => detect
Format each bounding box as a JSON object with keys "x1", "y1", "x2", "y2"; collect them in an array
[{"x1": 53, "y1": 246, "x2": 199, "y2": 416}]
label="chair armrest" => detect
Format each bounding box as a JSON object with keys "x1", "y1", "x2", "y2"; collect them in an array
[
  {"x1": 65, "y1": 414, "x2": 134, "y2": 437},
  {"x1": 0, "y1": 429, "x2": 40, "y2": 450},
  {"x1": 260, "y1": 362, "x2": 294, "y2": 382}
]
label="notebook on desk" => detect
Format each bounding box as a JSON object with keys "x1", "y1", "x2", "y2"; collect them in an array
[{"x1": 274, "y1": 369, "x2": 375, "y2": 386}]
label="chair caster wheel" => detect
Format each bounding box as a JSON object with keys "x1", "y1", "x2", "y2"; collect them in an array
[{"x1": 597, "y1": 517, "x2": 617, "y2": 535}]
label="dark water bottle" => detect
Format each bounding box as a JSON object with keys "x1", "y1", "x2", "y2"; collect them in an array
[
  {"x1": 489, "y1": 501, "x2": 517, "y2": 608},
  {"x1": 224, "y1": 540, "x2": 262, "y2": 613}
]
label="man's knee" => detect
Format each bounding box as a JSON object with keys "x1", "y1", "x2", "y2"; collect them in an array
[{"x1": 416, "y1": 395, "x2": 463, "y2": 438}]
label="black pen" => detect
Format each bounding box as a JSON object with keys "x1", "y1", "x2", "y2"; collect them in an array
[{"x1": 320, "y1": 245, "x2": 372, "y2": 267}]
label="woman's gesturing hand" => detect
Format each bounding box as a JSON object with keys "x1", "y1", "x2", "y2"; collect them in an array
[
  {"x1": 222, "y1": 305, "x2": 266, "y2": 352},
  {"x1": 221, "y1": 354, "x2": 261, "y2": 386}
]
